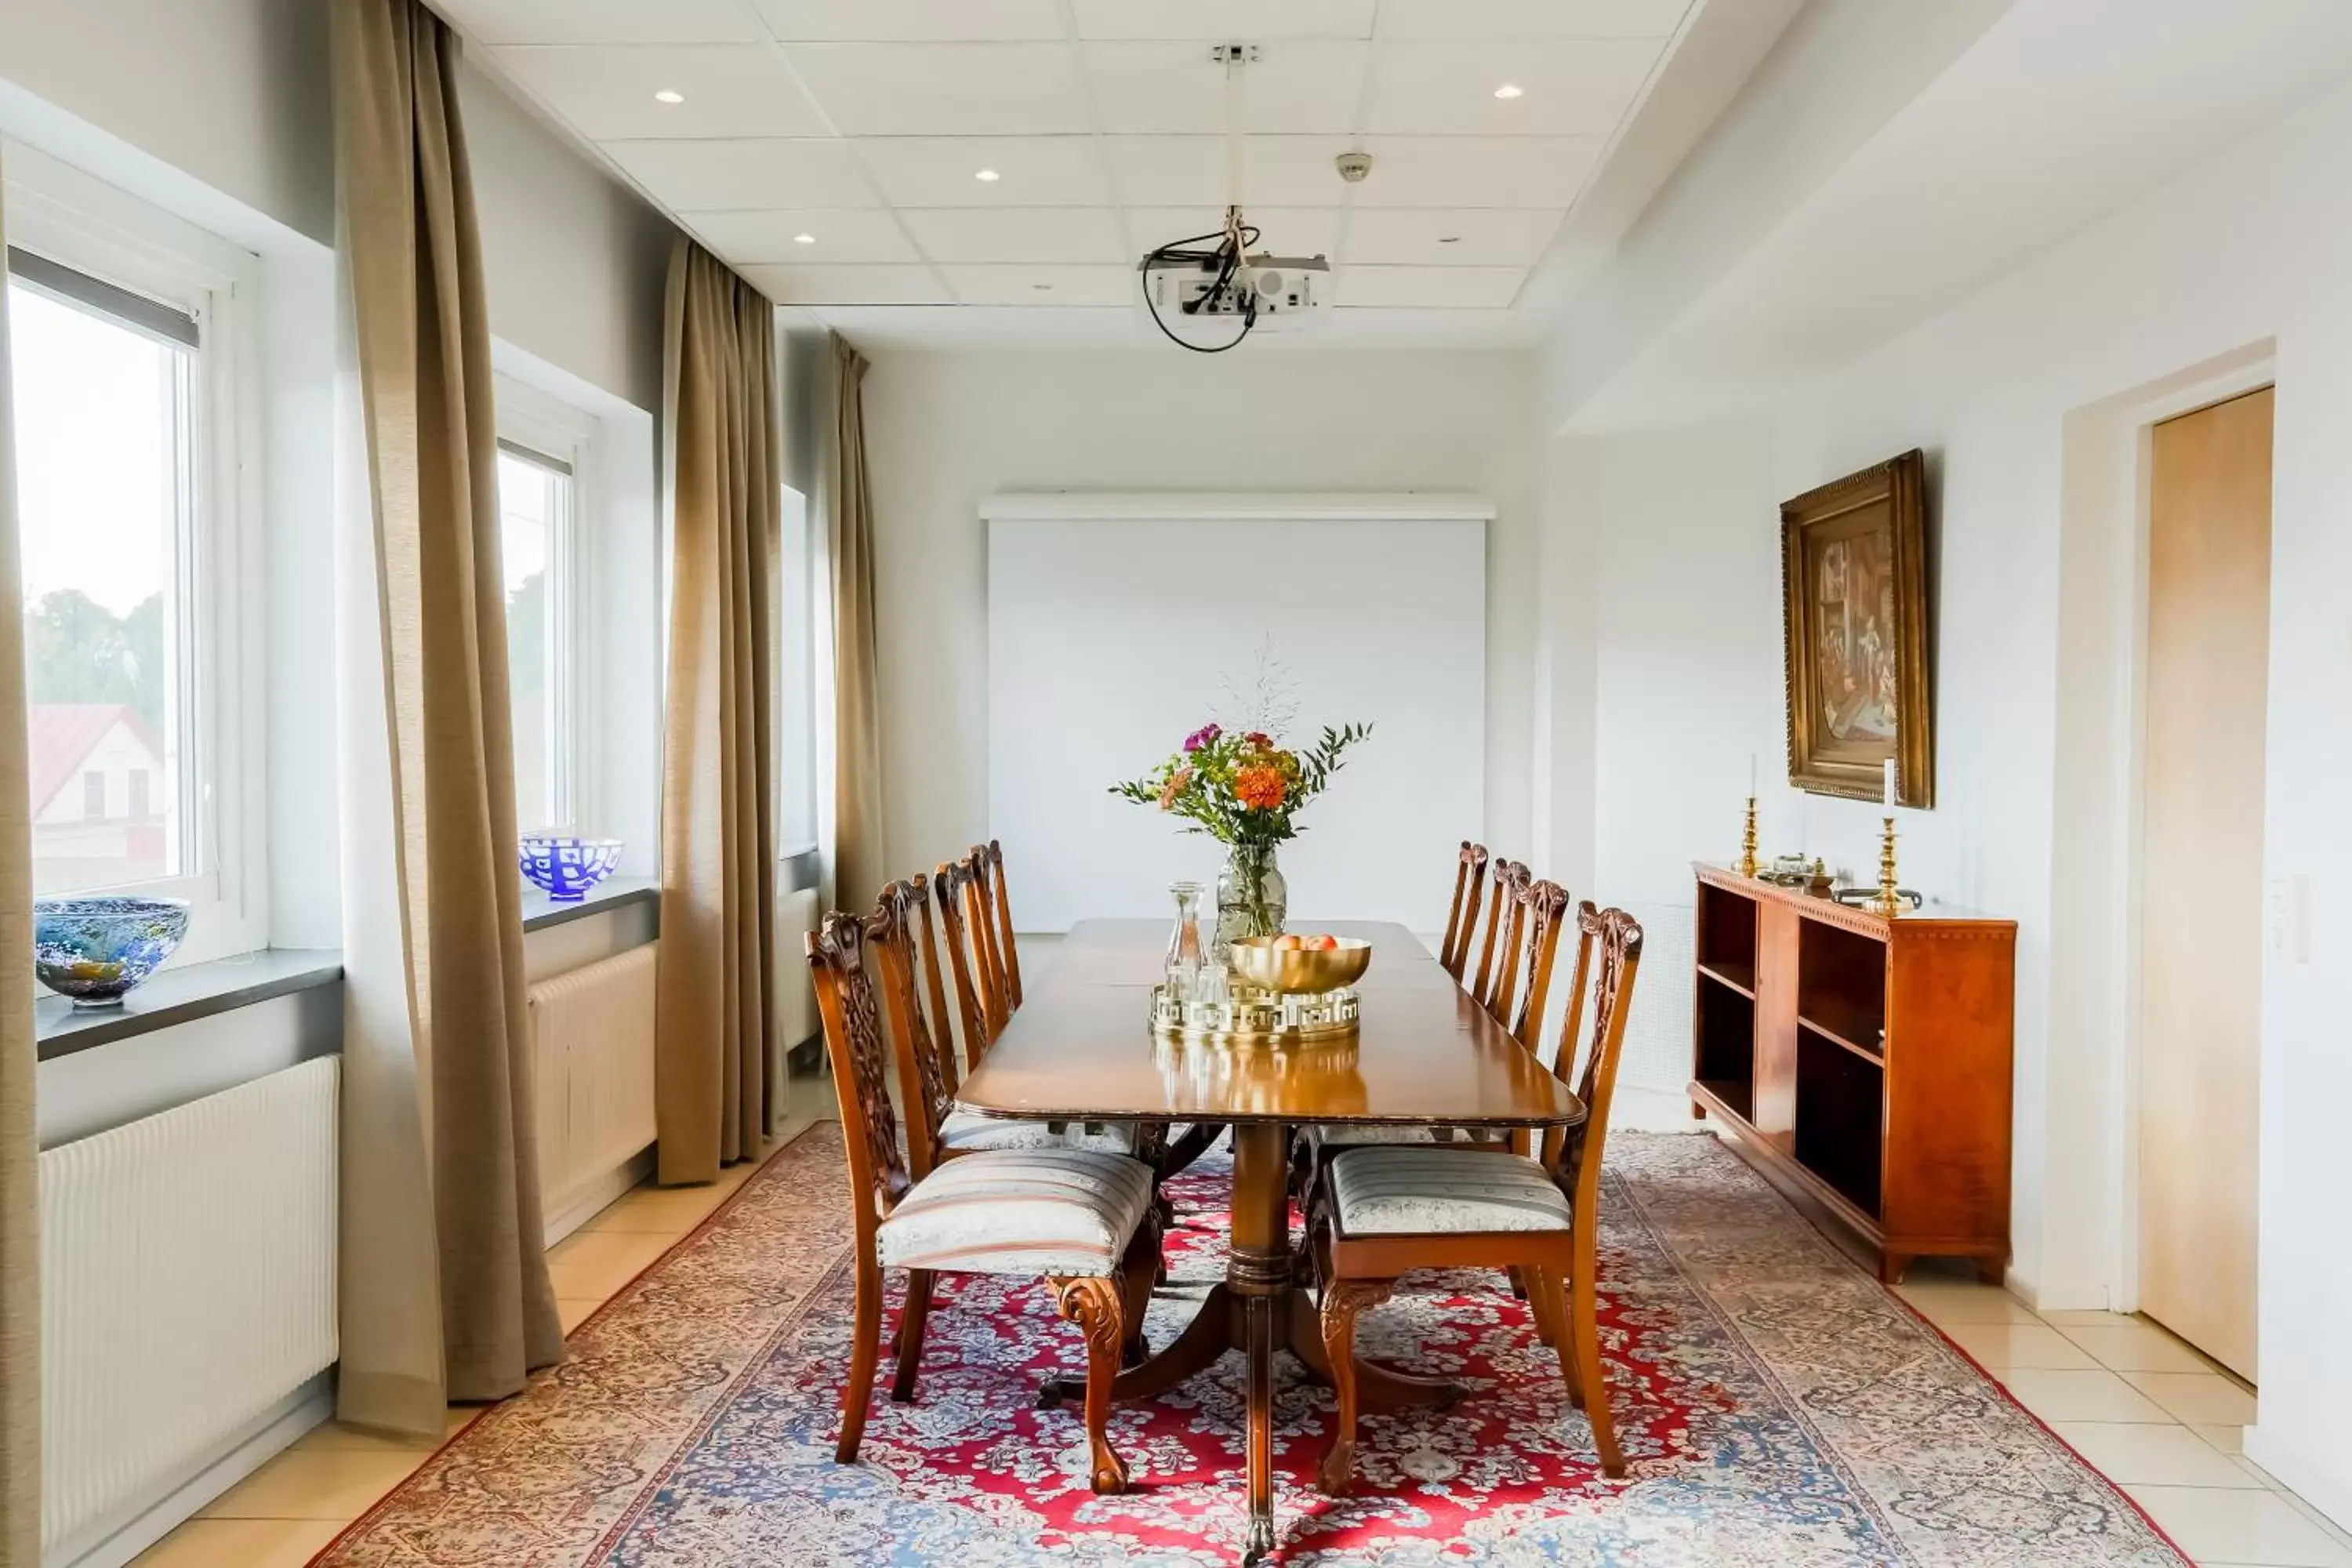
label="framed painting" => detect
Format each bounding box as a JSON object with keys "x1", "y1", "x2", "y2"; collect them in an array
[{"x1": 1780, "y1": 448, "x2": 1933, "y2": 807}]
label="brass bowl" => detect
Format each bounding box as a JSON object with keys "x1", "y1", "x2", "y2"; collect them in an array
[{"x1": 1228, "y1": 935, "x2": 1372, "y2": 995}]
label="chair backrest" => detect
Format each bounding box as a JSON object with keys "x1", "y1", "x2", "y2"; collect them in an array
[
  {"x1": 1504, "y1": 878, "x2": 1571, "y2": 1053},
  {"x1": 909, "y1": 871, "x2": 963, "y2": 1089},
  {"x1": 871, "y1": 879, "x2": 955, "y2": 1181},
  {"x1": 1541, "y1": 903, "x2": 1645, "y2": 1209},
  {"x1": 932, "y1": 853, "x2": 996, "y2": 1073},
  {"x1": 807, "y1": 909, "x2": 910, "y2": 1240},
  {"x1": 983, "y1": 839, "x2": 1025, "y2": 1008},
  {"x1": 962, "y1": 844, "x2": 1013, "y2": 1038},
  {"x1": 1470, "y1": 860, "x2": 1528, "y2": 1016},
  {"x1": 1438, "y1": 841, "x2": 1490, "y2": 980}
]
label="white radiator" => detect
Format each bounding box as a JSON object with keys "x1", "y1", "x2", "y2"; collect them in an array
[
  {"x1": 40, "y1": 1057, "x2": 339, "y2": 1563},
  {"x1": 530, "y1": 942, "x2": 659, "y2": 1228},
  {"x1": 775, "y1": 887, "x2": 819, "y2": 1054}
]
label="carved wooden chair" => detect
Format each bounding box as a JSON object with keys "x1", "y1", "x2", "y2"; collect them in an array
[
  {"x1": 982, "y1": 839, "x2": 1025, "y2": 1010},
  {"x1": 1309, "y1": 902, "x2": 1646, "y2": 1491},
  {"x1": 808, "y1": 908, "x2": 1157, "y2": 1494},
  {"x1": 962, "y1": 845, "x2": 1014, "y2": 1039},
  {"x1": 1437, "y1": 841, "x2": 1491, "y2": 981},
  {"x1": 932, "y1": 854, "x2": 1000, "y2": 1075},
  {"x1": 1469, "y1": 860, "x2": 1532, "y2": 1022}
]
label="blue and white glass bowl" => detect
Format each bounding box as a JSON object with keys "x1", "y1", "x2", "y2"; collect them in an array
[
  {"x1": 33, "y1": 896, "x2": 192, "y2": 1008},
  {"x1": 519, "y1": 837, "x2": 626, "y2": 902}
]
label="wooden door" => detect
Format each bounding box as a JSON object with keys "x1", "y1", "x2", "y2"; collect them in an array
[{"x1": 2139, "y1": 386, "x2": 2271, "y2": 1382}]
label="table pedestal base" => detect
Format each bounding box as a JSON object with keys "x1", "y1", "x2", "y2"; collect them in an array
[{"x1": 1037, "y1": 1124, "x2": 1465, "y2": 1563}]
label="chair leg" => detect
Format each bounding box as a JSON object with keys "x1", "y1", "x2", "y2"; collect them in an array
[
  {"x1": 1049, "y1": 1276, "x2": 1131, "y2": 1494},
  {"x1": 838, "y1": 1254, "x2": 884, "y2": 1463},
  {"x1": 1316, "y1": 1279, "x2": 1395, "y2": 1497},
  {"x1": 890, "y1": 1268, "x2": 936, "y2": 1403},
  {"x1": 1119, "y1": 1226, "x2": 1157, "y2": 1367},
  {"x1": 1566, "y1": 1249, "x2": 1622, "y2": 1478},
  {"x1": 1522, "y1": 1263, "x2": 1567, "y2": 1356}
]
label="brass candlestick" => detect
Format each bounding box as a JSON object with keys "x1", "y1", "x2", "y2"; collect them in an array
[
  {"x1": 1872, "y1": 816, "x2": 1903, "y2": 916},
  {"x1": 1737, "y1": 797, "x2": 1760, "y2": 878}
]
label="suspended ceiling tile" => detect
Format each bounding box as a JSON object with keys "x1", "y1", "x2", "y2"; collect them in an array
[
  {"x1": 1084, "y1": 41, "x2": 1370, "y2": 135},
  {"x1": 1352, "y1": 136, "x2": 1602, "y2": 207},
  {"x1": 1125, "y1": 207, "x2": 1344, "y2": 260},
  {"x1": 495, "y1": 45, "x2": 828, "y2": 140},
  {"x1": 900, "y1": 207, "x2": 1128, "y2": 265},
  {"x1": 750, "y1": 0, "x2": 1066, "y2": 41},
  {"x1": 856, "y1": 136, "x2": 1112, "y2": 207},
  {"x1": 1343, "y1": 207, "x2": 1566, "y2": 267},
  {"x1": 1105, "y1": 135, "x2": 1357, "y2": 207},
  {"x1": 604, "y1": 138, "x2": 880, "y2": 209},
  {"x1": 1071, "y1": 0, "x2": 1376, "y2": 42},
  {"x1": 783, "y1": 42, "x2": 1093, "y2": 135},
  {"x1": 1335, "y1": 265, "x2": 1524, "y2": 307},
  {"x1": 1377, "y1": 0, "x2": 1693, "y2": 41},
  {"x1": 942, "y1": 264, "x2": 1136, "y2": 306},
  {"x1": 1367, "y1": 38, "x2": 1665, "y2": 136},
  {"x1": 738, "y1": 263, "x2": 951, "y2": 304},
  {"x1": 684, "y1": 209, "x2": 921, "y2": 264},
  {"x1": 431, "y1": 0, "x2": 766, "y2": 45}
]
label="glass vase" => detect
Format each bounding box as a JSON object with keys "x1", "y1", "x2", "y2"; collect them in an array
[
  {"x1": 1163, "y1": 880, "x2": 1206, "y2": 997},
  {"x1": 1214, "y1": 844, "x2": 1287, "y2": 962}
]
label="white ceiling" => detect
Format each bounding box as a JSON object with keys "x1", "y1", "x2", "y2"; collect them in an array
[{"x1": 433, "y1": 0, "x2": 1703, "y2": 343}]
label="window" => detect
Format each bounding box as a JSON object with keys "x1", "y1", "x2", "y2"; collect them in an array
[
  {"x1": 495, "y1": 441, "x2": 572, "y2": 834},
  {"x1": 777, "y1": 484, "x2": 818, "y2": 851},
  {"x1": 82, "y1": 771, "x2": 107, "y2": 822}
]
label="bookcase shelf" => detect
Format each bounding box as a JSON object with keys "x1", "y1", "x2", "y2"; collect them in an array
[{"x1": 1686, "y1": 862, "x2": 2016, "y2": 1283}]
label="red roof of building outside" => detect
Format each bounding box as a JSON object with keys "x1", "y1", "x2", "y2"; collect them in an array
[{"x1": 27, "y1": 704, "x2": 163, "y2": 815}]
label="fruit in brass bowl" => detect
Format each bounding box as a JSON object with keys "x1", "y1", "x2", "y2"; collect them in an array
[
  {"x1": 33, "y1": 895, "x2": 191, "y2": 1009},
  {"x1": 1228, "y1": 933, "x2": 1371, "y2": 994}
]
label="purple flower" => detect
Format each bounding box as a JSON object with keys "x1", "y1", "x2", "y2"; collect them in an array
[{"x1": 1182, "y1": 723, "x2": 1221, "y2": 753}]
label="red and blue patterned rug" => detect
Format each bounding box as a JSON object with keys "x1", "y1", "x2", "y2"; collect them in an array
[{"x1": 316, "y1": 1124, "x2": 2189, "y2": 1566}]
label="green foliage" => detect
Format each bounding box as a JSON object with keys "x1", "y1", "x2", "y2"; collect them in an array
[
  {"x1": 25, "y1": 590, "x2": 166, "y2": 734},
  {"x1": 1110, "y1": 720, "x2": 1374, "y2": 851}
]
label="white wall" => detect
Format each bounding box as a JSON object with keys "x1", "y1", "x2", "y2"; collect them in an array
[
  {"x1": 1542, "y1": 74, "x2": 2352, "y2": 1526},
  {"x1": 859, "y1": 348, "x2": 1542, "y2": 900}
]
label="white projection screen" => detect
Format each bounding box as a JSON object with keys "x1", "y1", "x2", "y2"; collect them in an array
[{"x1": 985, "y1": 495, "x2": 1487, "y2": 933}]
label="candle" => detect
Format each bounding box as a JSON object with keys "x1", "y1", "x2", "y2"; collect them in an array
[
  {"x1": 1882, "y1": 758, "x2": 1898, "y2": 809},
  {"x1": 1748, "y1": 753, "x2": 1758, "y2": 799}
]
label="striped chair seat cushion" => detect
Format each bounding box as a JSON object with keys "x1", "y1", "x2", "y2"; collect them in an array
[
  {"x1": 877, "y1": 1149, "x2": 1153, "y2": 1277},
  {"x1": 940, "y1": 1109, "x2": 1138, "y2": 1157},
  {"x1": 1302, "y1": 1123, "x2": 1490, "y2": 1152},
  {"x1": 1328, "y1": 1145, "x2": 1572, "y2": 1236}
]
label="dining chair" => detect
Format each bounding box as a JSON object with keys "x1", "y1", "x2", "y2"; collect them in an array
[
  {"x1": 1309, "y1": 902, "x2": 1645, "y2": 1491},
  {"x1": 808, "y1": 908, "x2": 1158, "y2": 1494},
  {"x1": 1437, "y1": 841, "x2": 1491, "y2": 981},
  {"x1": 932, "y1": 854, "x2": 999, "y2": 1075},
  {"x1": 982, "y1": 839, "x2": 1025, "y2": 1009},
  {"x1": 964, "y1": 845, "x2": 1014, "y2": 1038},
  {"x1": 1470, "y1": 859, "x2": 1531, "y2": 1021}
]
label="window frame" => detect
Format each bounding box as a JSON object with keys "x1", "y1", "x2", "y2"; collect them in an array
[
  {"x1": 4, "y1": 145, "x2": 267, "y2": 964},
  {"x1": 492, "y1": 373, "x2": 596, "y2": 840}
]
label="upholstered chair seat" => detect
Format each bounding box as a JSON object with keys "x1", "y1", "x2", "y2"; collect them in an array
[
  {"x1": 939, "y1": 1110, "x2": 1140, "y2": 1158},
  {"x1": 1327, "y1": 1145, "x2": 1573, "y2": 1236},
  {"x1": 877, "y1": 1149, "x2": 1155, "y2": 1277}
]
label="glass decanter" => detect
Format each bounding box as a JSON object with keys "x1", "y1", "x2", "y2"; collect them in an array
[{"x1": 1163, "y1": 880, "x2": 1207, "y2": 999}]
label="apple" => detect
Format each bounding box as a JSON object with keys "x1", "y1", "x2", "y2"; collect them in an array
[
  {"x1": 1274, "y1": 934, "x2": 1304, "y2": 949},
  {"x1": 1308, "y1": 934, "x2": 1339, "y2": 951}
]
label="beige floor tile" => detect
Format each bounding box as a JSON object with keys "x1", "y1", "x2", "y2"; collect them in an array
[
  {"x1": 198, "y1": 1448, "x2": 425, "y2": 1520},
  {"x1": 1995, "y1": 1367, "x2": 2172, "y2": 1424},
  {"x1": 1895, "y1": 1282, "x2": 2041, "y2": 1325},
  {"x1": 1942, "y1": 1323, "x2": 2100, "y2": 1370},
  {"x1": 2054, "y1": 1421, "x2": 2266, "y2": 1489},
  {"x1": 2195, "y1": 1422, "x2": 2247, "y2": 1454},
  {"x1": 2040, "y1": 1309, "x2": 2137, "y2": 1328},
  {"x1": 2127, "y1": 1484, "x2": 2352, "y2": 1567},
  {"x1": 2123, "y1": 1370, "x2": 2259, "y2": 1426},
  {"x1": 294, "y1": 1408, "x2": 472, "y2": 1454},
  {"x1": 546, "y1": 1229, "x2": 673, "y2": 1300},
  {"x1": 134, "y1": 1517, "x2": 347, "y2": 1566},
  {"x1": 2059, "y1": 1319, "x2": 2221, "y2": 1374},
  {"x1": 583, "y1": 1191, "x2": 718, "y2": 1236},
  {"x1": 557, "y1": 1295, "x2": 604, "y2": 1334}
]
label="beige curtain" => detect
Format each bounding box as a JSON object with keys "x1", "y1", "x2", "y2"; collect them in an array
[
  {"x1": 332, "y1": 0, "x2": 563, "y2": 1427},
  {"x1": 655, "y1": 240, "x2": 779, "y2": 1185},
  {"x1": 0, "y1": 149, "x2": 45, "y2": 1568},
  {"x1": 829, "y1": 336, "x2": 886, "y2": 913}
]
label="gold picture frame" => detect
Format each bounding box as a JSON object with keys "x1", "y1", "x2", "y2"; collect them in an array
[{"x1": 1780, "y1": 448, "x2": 1933, "y2": 807}]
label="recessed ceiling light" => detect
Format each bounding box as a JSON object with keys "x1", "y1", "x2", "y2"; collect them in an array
[
  {"x1": 793, "y1": 233, "x2": 817, "y2": 245},
  {"x1": 975, "y1": 169, "x2": 1002, "y2": 183},
  {"x1": 1493, "y1": 83, "x2": 1524, "y2": 100},
  {"x1": 653, "y1": 89, "x2": 685, "y2": 104}
]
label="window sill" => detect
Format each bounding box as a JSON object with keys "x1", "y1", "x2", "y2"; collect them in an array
[
  {"x1": 34, "y1": 948, "x2": 343, "y2": 1062},
  {"x1": 521, "y1": 876, "x2": 659, "y2": 934}
]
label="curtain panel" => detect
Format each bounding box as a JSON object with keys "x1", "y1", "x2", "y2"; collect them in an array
[
  {"x1": 331, "y1": 0, "x2": 563, "y2": 1428},
  {"x1": 0, "y1": 147, "x2": 45, "y2": 1568},
  {"x1": 829, "y1": 336, "x2": 885, "y2": 914},
  {"x1": 655, "y1": 239, "x2": 779, "y2": 1185}
]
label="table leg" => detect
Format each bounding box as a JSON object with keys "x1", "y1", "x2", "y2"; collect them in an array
[{"x1": 1229, "y1": 1123, "x2": 1290, "y2": 1566}]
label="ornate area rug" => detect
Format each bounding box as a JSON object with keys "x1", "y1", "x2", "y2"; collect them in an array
[{"x1": 314, "y1": 1125, "x2": 2187, "y2": 1566}]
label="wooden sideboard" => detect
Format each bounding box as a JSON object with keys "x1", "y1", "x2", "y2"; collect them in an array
[{"x1": 1686, "y1": 862, "x2": 2016, "y2": 1283}]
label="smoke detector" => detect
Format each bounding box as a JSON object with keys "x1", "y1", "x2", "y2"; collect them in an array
[{"x1": 1335, "y1": 152, "x2": 1373, "y2": 183}]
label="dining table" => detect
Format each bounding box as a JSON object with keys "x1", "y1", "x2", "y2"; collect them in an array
[{"x1": 954, "y1": 917, "x2": 1588, "y2": 1563}]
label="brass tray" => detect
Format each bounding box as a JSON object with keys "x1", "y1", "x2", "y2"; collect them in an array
[{"x1": 1149, "y1": 982, "x2": 1360, "y2": 1046}]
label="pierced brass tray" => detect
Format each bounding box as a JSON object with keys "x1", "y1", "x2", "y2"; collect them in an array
[{"x1": 1149, "y1": 982, "x2": 1360, "y2": 1046}]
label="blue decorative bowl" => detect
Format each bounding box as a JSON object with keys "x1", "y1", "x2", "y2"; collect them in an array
[
  {"x1": 520, "y1": 837, "x2": 625, "y2": 902},
  {"x1": 33, "y1": 896, "x2": 192, "y2": 1008}
]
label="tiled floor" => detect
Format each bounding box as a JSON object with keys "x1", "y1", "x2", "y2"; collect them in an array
[{"x1": 131, "y1": 1129, "x2": 2352, "y2": 1568}]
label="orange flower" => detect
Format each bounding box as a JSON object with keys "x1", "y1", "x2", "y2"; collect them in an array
[
  {"x1": 1159, "y1": 766, "x2": 1193, "y2": 809},
  {"x1": 1233, "y1": 765, "x2": 1287, "y2": 811}
]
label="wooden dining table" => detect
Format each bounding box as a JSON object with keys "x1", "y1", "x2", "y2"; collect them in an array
[{"x1": 955, "y1": 917, "x2": 1587, "y2": 1563}]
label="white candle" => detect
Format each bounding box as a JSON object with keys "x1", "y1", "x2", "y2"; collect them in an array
[
  {"x1": 1882, "y1": 758, "x2": 1898, "y2": 809},
  {"x1": 1748, "y1": 753, "x2": 1758, "y2": 798}
]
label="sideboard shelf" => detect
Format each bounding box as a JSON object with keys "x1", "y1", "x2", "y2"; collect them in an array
[{"x1": 1687, "y1": 862, "x2": 2016, "y2": 1283}]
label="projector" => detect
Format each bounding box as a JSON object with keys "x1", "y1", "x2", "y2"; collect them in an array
[{"x1": 1139, "y1": 252, "x2": 1330, "y2": 333}]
